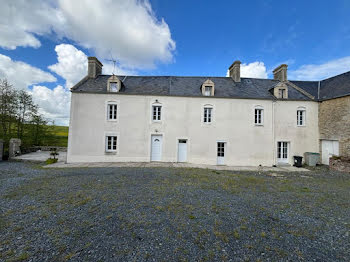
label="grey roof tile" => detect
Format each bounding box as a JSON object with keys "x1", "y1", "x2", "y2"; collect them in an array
[
  {"x1": 72, "y1": 75, "x2": 314, "y2": 101},
  {"x1": 319, "y1": 71, "x2": 350, "y2": 100}
]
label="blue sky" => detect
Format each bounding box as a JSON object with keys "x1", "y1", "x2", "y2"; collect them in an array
[{"x1": 0, "y1": 0, "x2": 350, "y2": 125}]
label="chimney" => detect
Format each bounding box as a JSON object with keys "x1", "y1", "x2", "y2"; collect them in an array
[
  {"x1": 88, "y1": 57, "x2": 103, "y2": 78},
  {"x1": 229, "y1": 60, "x2": 241, "y2": 82},
  {"x1": 273, "y1": 64, "x2": 288, "y2": 82}
]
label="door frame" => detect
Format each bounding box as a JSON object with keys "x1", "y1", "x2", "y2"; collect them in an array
[
  {"x1": 150, "y1": 133, "x2": 163, "y2": 162},
  {"x1": 321, "y1": 139, "x2": 339, "y2": 165},
  {"x1": 177, "y1": 138, "x2": 188, "y2": 162},
  {"x1": 276, "y1": 141, "x2": 289, "y2": 165}
]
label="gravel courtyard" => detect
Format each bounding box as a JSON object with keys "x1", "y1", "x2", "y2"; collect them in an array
[{"x1": 0, "y1": 162, "x2": 349, "y2": 261}]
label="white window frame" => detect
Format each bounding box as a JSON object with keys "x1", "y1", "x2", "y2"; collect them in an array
[
  {"x1": 105, "y1": 135, "x2": 117, "y2": 152},
  {"x1": 297, "y1": 108, "x2": 306, "y2": 126},
  {"x1": 152, "y1": 105, "x2": 162, "y2": 121},
  {"x1": 203, "y1": 106, "x2": 213, "y2": 123},
  {"x1": 254, "y1": 106, "x2": 264, "y2": 126},
  {"x1": 107, "y1": 103, "x2": 118, "y2": 121}
]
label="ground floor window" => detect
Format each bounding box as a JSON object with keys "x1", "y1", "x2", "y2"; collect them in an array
[{"x1": 106, "y1": 136, "x2": 117, "y2": 152}]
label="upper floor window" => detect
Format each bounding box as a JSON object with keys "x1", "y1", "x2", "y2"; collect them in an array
[
  {"x1": 255, "y1": 107, "x2": 264, "y2": 125},
  {"x1": 297, "y1": 109, "x2": 306, "y2": 126},
  {"x1": 152, "y1": 105, "x2": 162, "y2": 121},
  {"x1": 106, "y1": 136, "x2": 117, "y2": 152},
  {"x1": 204, "y1": 107, "x2": 212, "y2": 123},
  {"x1": 107, "y1": 103, "x2": 117, "y2": 120}
]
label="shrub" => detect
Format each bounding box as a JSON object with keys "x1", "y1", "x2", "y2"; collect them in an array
[{"x1": 46, "y1": 158, "x2": 58, "y2": 165}]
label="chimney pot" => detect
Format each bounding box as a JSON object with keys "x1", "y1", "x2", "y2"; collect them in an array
[
  {"x1": 88, "y1": 57, "x2": 103, "y2": 78},
  {"x1": 229, "y1": 60, "x2": 241, "y2": 82},
  {"x1": 273, "y1": 64, "x2": 288, "y2": 82}
]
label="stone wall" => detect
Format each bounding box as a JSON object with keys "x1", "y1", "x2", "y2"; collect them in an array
[
  {"x1": 319, "y1": 96, "x2": 350, "y2": 157},
  {"x1": 9, "y1": 138, "x2": 21, "y2": 158},
  {"x1": 329, "y1": 157, "x2": 350, "y2": 173}
]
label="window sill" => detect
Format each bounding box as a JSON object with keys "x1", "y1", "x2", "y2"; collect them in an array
[
  {"x1": 105, "y1": 151, "x2": 117, "y2": 155},
  {"x1": 297, "y1": 125, "x2": 306, "y2": 127},
  {"x1": 255, "y1": 124, "x2": 264, "y2": 126},
  {"x1": 107, "y1": 119, "x2": 118, "y2": 122}
]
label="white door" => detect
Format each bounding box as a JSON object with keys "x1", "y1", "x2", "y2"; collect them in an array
[
  {"x1": 277, "y1": 141, "x2": 289, "y2": 164},
  {"x1": 217, "y1": 142, "x2": 225, "y2": 165},
  {"x1": 177, "y1": 139, "x2": 187, "y2": 162},
  {"x1": 151, "y1": 135, "x2": 162, "y2": 161},
  {"x1": 321, "y1": 140, "x2": 339, "y2": 165}
]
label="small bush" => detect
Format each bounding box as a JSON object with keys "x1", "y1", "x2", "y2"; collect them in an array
[{"x1": 46, "y1": 158, "x2": 58, "y2": 165}]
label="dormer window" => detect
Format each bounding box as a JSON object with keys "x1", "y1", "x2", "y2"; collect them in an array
[
  {"x1": 110, "y1": 82, "x2": 119, "y2": 92},
  {"x1": 204, "y1": 86, "x2": 212, "y2": 96},
  {"x1": 201, "y1": 79, "x2": 215, "y2": 96},
  {"x1": 273, "y1": 83, "x2": 288, "y2": 99},
  {"x1": 278, "y1": 89, "x2": 286, "y2": 99},
  {"x1": 107, "y1": 75, "x2": 121, "y2": 92}
]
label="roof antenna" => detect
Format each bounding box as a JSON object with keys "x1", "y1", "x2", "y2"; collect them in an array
[{"x1": 107, "y1": 51, "x2": 117, "y2": 75}]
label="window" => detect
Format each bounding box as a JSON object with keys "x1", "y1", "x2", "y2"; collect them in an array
[
  {"x1": 255, "y1": 108, "x2": 263, "y2": 125},
  {"x1": 106, "y1": 136, "x2": 117, "y2": 152},
  {"x1": 297, "y1": 109, "x2": 306, "y2": 126},
  {"x1": 217, "y1": 142, "x2": 225, "y2": 157},
  {"x1": 109, "y1": 82, "x2": 119, "y2": 92},
  {"x1": 107, "y1": 104, "x2": 117, "y2": 120},
  {"x1": 204, "y1": 86, "x2": 211, "y2": 96},
  {"x1": 278, "y1": 89, "x2": 286, "y2": 99},
  {"x1": 152, "y1": 105, "x2": 162, "y2": 121},
  {"x1": 203, "y1": 107, "x2": 212, "y2": 123}
]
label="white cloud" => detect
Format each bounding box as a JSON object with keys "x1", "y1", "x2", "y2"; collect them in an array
[
  {"x1": 0, "y1": 0, "x2": 63, "y2": 50},
  {"x1": 30, "y1": 85, "x2": 70, "y2": 126},
  {"x1": 226, "y1": 61, "x2": 268, "y2": 79},
  {"x1": 48, "y1": 44, "x2": 87, "y2": 89},
  {"x1": 0, "y1": 53, "x2": 70, "y2": 125},
  {"x1": 0, "y1": 0, "x2": 175, "y2": 69},
  {"x1": 289, "y1": 56, "x2": 350, "y2": 80},
  {"x1": 0, "y1": 54, "x2": 56, "y2": 90}
]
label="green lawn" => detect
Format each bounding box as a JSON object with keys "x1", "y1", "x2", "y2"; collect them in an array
[{"x1": 50, "y1": 125, "x2": 68, "y2": 147}]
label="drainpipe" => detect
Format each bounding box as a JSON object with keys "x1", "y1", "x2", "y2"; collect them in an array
[
  {"x1": 318, "y1": 81, "x2": 320, "y2": 100},
  {"x1": 272, "y1": 100, "x2": 276, "y2": 166}
]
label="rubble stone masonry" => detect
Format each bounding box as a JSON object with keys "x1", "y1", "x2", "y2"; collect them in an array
[{"x1": 319, "y1": 96, "x2": 350, "y2": 157}]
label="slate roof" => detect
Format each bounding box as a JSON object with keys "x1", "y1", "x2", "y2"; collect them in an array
[
  {"x1": 72, "y1": 75, "x2": 312, "y2": 101},
  {"x1": 319, "y1": 71, "x2": 350, "y2": 100}
]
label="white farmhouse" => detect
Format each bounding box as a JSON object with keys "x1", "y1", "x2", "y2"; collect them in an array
[{"x1": 67, "y1": 57, "x2": 350, "y2": 166}]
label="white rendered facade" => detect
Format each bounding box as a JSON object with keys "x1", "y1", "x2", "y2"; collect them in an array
[{"x1": 67, "y1": 92, "x2": 319, "y2": 166}]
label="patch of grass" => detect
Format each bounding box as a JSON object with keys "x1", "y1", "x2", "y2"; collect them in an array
[
  {"x1": 233, "y1": 230, "x2": 240, "y2": 239},
  {"x1": 7, "y1": 252, "x2": 30, "y2": 262}
]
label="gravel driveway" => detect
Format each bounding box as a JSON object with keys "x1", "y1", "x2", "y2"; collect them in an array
[{"x1": 0, "y1": 161, "x2": 349, "y2": 261}]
